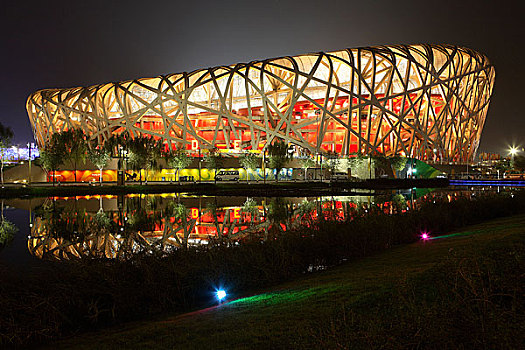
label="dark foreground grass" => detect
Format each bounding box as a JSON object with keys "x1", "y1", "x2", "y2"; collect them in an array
[{"x1": 52, "y1": 214, "x2": 525, "y2": 349}]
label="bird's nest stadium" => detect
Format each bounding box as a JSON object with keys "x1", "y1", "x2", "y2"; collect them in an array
[{"x1": 27, "y1": 44, "x2": 494, "y2": 162}]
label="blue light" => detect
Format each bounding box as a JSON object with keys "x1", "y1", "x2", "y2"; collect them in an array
[
  {"x1": 216, "y1": 289, "x2": 227, "y2": 302},
  {"x1": 0, "y1": 145, "x2": 40, "y2": 162}
]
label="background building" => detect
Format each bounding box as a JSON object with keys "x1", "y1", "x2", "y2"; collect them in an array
[{"x1": 27, "y1": 44, "x2": 494, "y2": 163}]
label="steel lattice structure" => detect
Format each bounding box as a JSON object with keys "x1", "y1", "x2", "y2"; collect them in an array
[{"x1": 27, "y1": 44, "x2": 494, "y2": 162}]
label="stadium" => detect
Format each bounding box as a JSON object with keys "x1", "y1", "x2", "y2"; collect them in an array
[{"x1": 27, "y1": 44, "x2": 494, "y2": 163}]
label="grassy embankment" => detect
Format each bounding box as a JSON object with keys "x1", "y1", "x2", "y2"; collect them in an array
[
  {"x1": 54, "y1": 213, "x2": 525, "y2": 349},
  {"x1": 0, "y1": 178, "x2": 448, "y2": 198}
]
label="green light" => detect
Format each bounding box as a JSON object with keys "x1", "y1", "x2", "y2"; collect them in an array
[
  {"x1": 229, "y1": 287, "x2": 334, "y2": 306},
  {"x1": 429, "y1": 223, "x2": 523, "y2": 240}
]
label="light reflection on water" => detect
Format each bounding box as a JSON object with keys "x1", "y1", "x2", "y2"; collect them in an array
[{"x1": 0, "y1": 186, "x2": 519, "y2": 264}]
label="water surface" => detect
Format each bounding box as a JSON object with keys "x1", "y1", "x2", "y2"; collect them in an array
[{"x1": 0, "y1": 185, "x2": 519, "y2": 268}]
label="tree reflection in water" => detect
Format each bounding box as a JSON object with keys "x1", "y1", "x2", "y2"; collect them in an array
[
  {"x1": 0, "y1": 200, "x2": 18, "y2": 251},
  {"x1": 27, "y1": 190, "x2": 481, "y2": 260}
]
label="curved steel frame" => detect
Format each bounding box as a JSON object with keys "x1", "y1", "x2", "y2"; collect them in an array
[{"x1": 27, "y1": 44, "x2": 494, "y2": 162}]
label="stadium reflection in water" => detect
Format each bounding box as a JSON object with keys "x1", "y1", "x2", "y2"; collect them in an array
[{"x1": 27, "y1": 187, "x2": 512, "y2": 260}]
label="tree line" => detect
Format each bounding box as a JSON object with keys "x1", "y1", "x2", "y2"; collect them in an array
[
  {"x1": 21, "y1": 127, "x2": 525, "y2": 185},
  {"x1": 40, "y1": 130, "x2": 177, "y2": 185},
  {"x1": 36, "y1": 130, "x2": 421, "y2": 184},
  {"x1": 38, "y1": 131, "x2": 295, "y2": 185}
]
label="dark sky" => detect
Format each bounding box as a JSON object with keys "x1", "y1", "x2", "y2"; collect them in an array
[{"x1": 1, "y1": 0, "x2": 523, "y2": 154}]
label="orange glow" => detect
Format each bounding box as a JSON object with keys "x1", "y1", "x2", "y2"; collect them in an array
[{"x1": 47, "y1": 170, "x2": 117, "y2": 182}]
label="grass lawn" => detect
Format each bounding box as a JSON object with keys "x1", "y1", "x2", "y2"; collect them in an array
[{"x1": 51, "y1": 214, "x2": 525, "y2": 349}]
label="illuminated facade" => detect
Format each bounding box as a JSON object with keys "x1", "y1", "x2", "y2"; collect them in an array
[{"x1": 27, "y1": 44, "x2": 494, "y2": 162}]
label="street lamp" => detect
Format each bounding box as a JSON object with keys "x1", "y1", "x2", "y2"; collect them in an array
[
  {"x1": 509, "y1": 146, "x2": 519, "y2": 157},
  {"x1": 198, "y1": 147, "x2": 202, "y2": 183},
  {"x1": 509, "y1": 146, "x2": 520, "y2": 171},
  {"x1": 27, "y1": 142, "x2": 32, "y2": 185},
  {"x1": 319, "y1": 153, "x2": 323, "y2": 181}
]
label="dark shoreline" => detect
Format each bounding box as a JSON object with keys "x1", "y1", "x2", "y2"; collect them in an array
[{"x1": 0, "y1": 178, "x2": 449, "y2": 198}]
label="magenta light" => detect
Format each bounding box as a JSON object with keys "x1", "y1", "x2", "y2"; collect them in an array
[{"x1": 421, "y1": 232, "x2": 429, "y2": 240}]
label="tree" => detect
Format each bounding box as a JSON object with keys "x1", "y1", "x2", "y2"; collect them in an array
[
  {"x1": 347, "y1": 153, "x2": 366, "y2": 179},
  {"x1": 205, "y1": 201, "x2": 221, "y2": 237},
  {"x1": 239, "y1": 152, "x2": 260, "y2": 183},
  {"x1": 392, "y1": 194, "x2": 407, "y2": 213},
  {"x1": 494, "y1": 158, "x2": 512, "y2": 177},
  {"x1": 242, "y1": 197, "x2": 259, "y2": 221},
  {"x1": 56, "y1": 129, "x2": 88, "y2": 182},
  {"x1": 267, "y1": 197, "x2": 290, "y2": 232},
  {"x1": 295, "y1": 198, "x2": 316, "y2": 225},
  {"x1": 39, "y1": 145, "x2": 65, "y2": 186},
  {"x1": 88, "y1": 144, "x2": 110, "y2": 185},
  {"x1": 267, "y1": 139, "x2": 290, "y2": 182},
  {"x1": 104, "y1": 132, "x2": 132, "y2": 184},
  {"x1": 166, "y1": 201, "x2": 193, "y2": 247},
  {"x1": 166, "y1": 148, "x2": 192, "y2": 184},
  {"x1": 324, "y1": 151, "x2": 340, "y2": 179},
  {"x1": 0, "y1": 123, "x2": 14, "y2": 186},
  {"x1": 0, "y1": 211, "x2": 17, "y2": 251},
  {"x1": 205, "y1": 148, "x2": 224, "y2": 184},
  {"x1": 389, "y1": 156, "x2": 407, "y2": 178},
  {"x1": 513, "y1": 155, "x2": 525, "y2": 174},
  {"x1": 371, "y1": 154, "x2": 391, "y2": 178},
  {"x1": 299, "y1": 157, "x2": 316, "y2": 181},
  {"x1": 127, "y1": 149, "x2": 147, "y2": 185},
  {"x1": 0, "y1": 218, "x2": 17, "y2": 250},
  {"x1": 105, "y1": 133, "x2": 130, "y2": 159},
  {"x1": 0, "y1": 198, "x2": 17, "y2": 251},
  {"x1": 127, "y1": 136, "x2": 163, "y2": 185},
  {"x1": 39, "y1": 130, "x2": 87, "y2": 185}
]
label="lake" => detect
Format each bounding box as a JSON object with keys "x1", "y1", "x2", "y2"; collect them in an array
[{"x1": 0, "y1": 185, "x2": 520, "y2": 268}]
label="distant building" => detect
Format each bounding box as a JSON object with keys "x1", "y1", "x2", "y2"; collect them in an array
[
  {"x1": 27, "y1": 44, "x2": 494, "y2": 163},
  {"x1": 0, "y1": 144, "x2": 39, "y2": 162}
]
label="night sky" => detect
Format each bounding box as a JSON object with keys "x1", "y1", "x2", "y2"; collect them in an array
[{"x1": 1, "y1": 0, "x2": 523, "y2": 154}]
